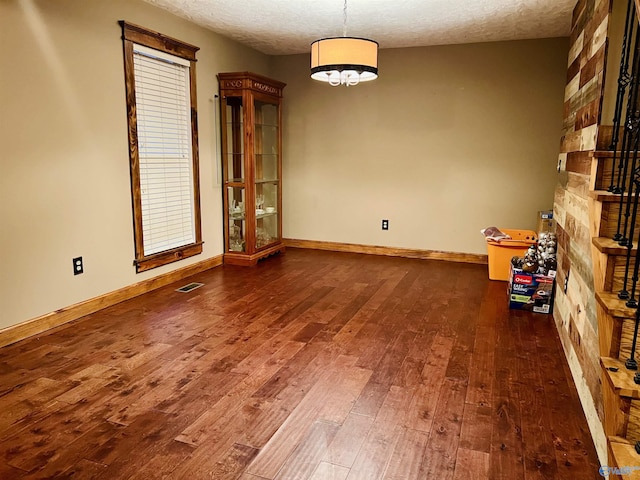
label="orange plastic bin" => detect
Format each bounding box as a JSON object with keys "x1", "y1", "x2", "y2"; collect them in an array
[{"x1": 486, "y1": 229, "x2": 537, "y2": 281}]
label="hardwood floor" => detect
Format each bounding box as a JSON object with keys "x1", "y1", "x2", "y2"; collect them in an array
[{"x1": 0, "y1": 248, "x2": 600, "y2": 479}]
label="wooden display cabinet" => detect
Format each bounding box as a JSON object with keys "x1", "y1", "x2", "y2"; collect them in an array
[{"x1": 218, "y1": 72, "x2": 286, "y2": 266}]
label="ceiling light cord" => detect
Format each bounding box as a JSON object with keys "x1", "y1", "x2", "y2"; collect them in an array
[{"x1": 343, "y1": 0, "x2": 348, "y2": 37}]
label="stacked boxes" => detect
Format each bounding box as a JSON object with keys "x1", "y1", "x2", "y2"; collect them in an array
[
  {"x1": 506, "y1": 210, "x2": 556, "y2": 314},
  {"x1": 508, "y1": 265, "x2": 556, "y2": 314}
]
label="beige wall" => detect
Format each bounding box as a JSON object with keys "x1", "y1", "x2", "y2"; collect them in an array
[
  {"x1": 0, "y1": 0, "x2": 269, "y2": 329},
  {"x1": 273, "y1": 39, "x2": 569, "y2": 254},
  {"x1": 0, "y1": 1, "x2": 569, "y2": 332}
]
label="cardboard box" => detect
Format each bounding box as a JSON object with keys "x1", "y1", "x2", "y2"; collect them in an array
[
  {"x1": 537, "y1": 210, "x2": 554, "y2": 235},
  {"x1": 508, "y1": 266, "x2": 556, "y2": 314}
]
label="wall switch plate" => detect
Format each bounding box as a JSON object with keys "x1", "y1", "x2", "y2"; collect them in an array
[
  {"x1": 73, "y1": 257, "x2": 84, "y2": 275},
  {"x1": 382, "y1": 219, "x2": 389, "y2": 230}
]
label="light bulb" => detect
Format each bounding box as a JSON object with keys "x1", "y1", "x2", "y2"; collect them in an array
[{"x1": 328, "y1": 71, "x2": 341, "y2": 86}]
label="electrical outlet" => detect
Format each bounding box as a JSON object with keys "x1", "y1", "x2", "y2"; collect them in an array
[
  {"x1": 382, "y1": 219, "x2": 389, "y2": 230},
  {"x1": 73, "y1": 257, "x2": 84, "y2": 275}
]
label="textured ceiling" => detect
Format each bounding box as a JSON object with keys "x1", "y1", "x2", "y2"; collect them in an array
[{"x1": 142, "y1": 0, "x2": 576, "y2": 55}]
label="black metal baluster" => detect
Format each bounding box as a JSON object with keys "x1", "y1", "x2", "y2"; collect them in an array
[
  {"x1": 615, "y1": 127, "x2": 635, "y2": 245},
  {"x1": 615, "y1": 28, "x2": 640, "y2": 247},
  {"x1": 619, "y1": 30, "x2": 640, "y2": 299},
  {"x1": 625, "y1": 155, "x2": 640, "y2": 369},
  {"x1": 617, "y1": 133, "x2": 636, "y2": 247},
  {"x1": 623, "y1": 161, "x2": 640, "y2": 307},
  {"x1": 628, "y1": 305, "x2": 640, "y2": 370},
  {"x1": 609, "y1": 0, "x2": 635, "y2": 193}
]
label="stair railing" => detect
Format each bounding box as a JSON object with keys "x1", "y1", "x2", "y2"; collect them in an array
[
  {"x1": 609, "y1": 0, "x2": 636, "y2": 194},
  {"x1": 602, "y1": 1, "x2": 640, "y2": 380},
  {"x1": 615, "y1": 32, "x2": 640, "y2": 249},
  {"x1": 617, "y1": 28, "x2": 640, "y2": 305}
]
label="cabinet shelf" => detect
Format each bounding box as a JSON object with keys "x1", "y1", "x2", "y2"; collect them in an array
[
  {"x1": 229, "y1": 211, "x2": 278, "y2": 221},
  {"x1": 257, "y1": 211, "x2": 278, "y2": 219}
]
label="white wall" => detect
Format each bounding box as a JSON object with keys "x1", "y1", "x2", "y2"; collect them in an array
[
  {"x1": 0, "y1": 0, "x2": 269, "y2": 329},
  {"x1": 273, "y1": 38, "x2": 569, "y2": 254}
]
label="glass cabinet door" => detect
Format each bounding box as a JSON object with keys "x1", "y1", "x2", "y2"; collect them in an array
[
  {"x1": 255, "y1": 182, "x2": 278, "y2": 248},
  {"x1": 254, "y1": 100, "x2": 280, "y2": 250},
  {"x1": 254, "y1": 101, "x2": 278, "y2": 182},
  {"x1": 227, "y1": 186, "x2": 246, "y2": 252},
  {"x1": 223, "y1": 94, "x2": 246, "y2": 253},
  {"x1": 224, "y1": 96, "x2": 244, "y2": 183}
]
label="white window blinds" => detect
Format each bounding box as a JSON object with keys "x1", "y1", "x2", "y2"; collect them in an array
[{"x1": 133, "y1": 44, "x2": 195, "y2": 256}]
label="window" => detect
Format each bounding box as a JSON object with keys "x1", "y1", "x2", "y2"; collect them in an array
[{"x1": 121, "y1": 21, "x2": 202, "y2": 272}]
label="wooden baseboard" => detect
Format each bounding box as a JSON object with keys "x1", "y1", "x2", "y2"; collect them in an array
[
  {"x1": 0, "y1": 255, "x2": 223, "y2": 348},
  {"x1": 1, "y1": 242, "x2": 484, "y2": 348},
  {"x1": 283, "y1": 238, "x2": 488, "y2": 265}
]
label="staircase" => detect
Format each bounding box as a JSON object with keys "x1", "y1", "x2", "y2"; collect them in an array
[
  {"x1": 592, "y1": 145, "x2": 640, "y2": 474},
  {"x1": 581, "y1": 0, "x2": 640, "y2": 473}
]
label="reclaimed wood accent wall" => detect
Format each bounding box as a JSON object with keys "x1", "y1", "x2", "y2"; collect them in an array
[{"x1": 554, "y1": 0, "x2": 611, "y2": 422}]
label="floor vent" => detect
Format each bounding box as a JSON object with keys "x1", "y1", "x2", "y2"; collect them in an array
[{"x1": 175, "y1": 282, "x2": 204, "y2": 293}]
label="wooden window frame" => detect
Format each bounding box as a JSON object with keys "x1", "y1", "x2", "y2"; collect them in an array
[{"x1": 120, "y1": 21, "x2": 203, "y2": 273}]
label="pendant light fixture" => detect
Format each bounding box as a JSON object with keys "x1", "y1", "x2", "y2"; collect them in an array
[{"x1": 310, "y1": 0, "x2": 378, "y2": 86}]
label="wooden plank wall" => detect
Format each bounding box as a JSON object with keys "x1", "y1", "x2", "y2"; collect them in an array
[{"x1": 554, "y1": 0, "x2": 611, "y2": 432}]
